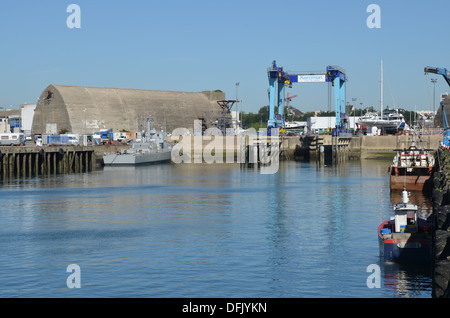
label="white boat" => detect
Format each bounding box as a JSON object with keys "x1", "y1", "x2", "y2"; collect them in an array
[
  {"x1": 357, "y1": 108, "x2": 407, "y2": 133},
  {"x1": 378, "y1": 188, "x2": 432, "y2": 262},
  {"x1": 389, "y1": 135, "x2": 435, "y2": 192},
  {"x1": 284, "y1": 121, "x2": 305, "y2": 129},
  {"x1": 103, "y1": 116, "x2": 172, "y2": 166}
]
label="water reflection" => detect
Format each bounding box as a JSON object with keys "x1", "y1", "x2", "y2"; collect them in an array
[
  {"x1": 379, "y1": 190, "x2": 433, "y2": 297},
  {"x1": 382, "y1": 262, "x2": 432, "y2": 298},
  {"x1": 390, "y1": 189, "x2": 433, "y2": 220},
  {"x1": 0, "y1": 159, "x2": 435, "y2": 297}
]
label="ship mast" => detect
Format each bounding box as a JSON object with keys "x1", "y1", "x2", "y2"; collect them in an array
[{"x1": 380, "y1": 60, "x2": 384, "y2": 118}]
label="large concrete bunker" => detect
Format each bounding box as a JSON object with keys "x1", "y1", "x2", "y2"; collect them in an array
[{"x1": 31, "y1": 84, "x2": 226, "y2": 136}]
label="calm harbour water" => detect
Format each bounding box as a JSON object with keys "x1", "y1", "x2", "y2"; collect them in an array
[{"x1": 0, "y1": 160, "x2": 433, "y2": 298}]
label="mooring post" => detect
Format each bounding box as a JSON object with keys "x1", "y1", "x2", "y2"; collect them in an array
[
  {"x1": 62, "y1": 150, "x2": 66, "y2": 173},
  {"x1": 70, "y1": 151, "x2": 75, "y2": 172},
  {"x1": 90, "y1": 151, "x2": 94, "y2": 171},
  {"x1": 40, "y1": 152, "x2": 45, "y2": 174},
  {"x1": 79, "y1": 151, "x2": 82, "y2": 173},
  {"x1": 58, "y1": 152, "x2": 62, "y2": 174},
  {"x1": 67, "y1": 151, "x2": 70, "y2": 173},
  {"x1": 15, "y1": 153, "x2": 20, "y2": 177},
  {"x1": 2, "y1": 153, "x2": 7, "y2": 178},
  {"x1": 27, "y1": 153, "x2": 31, "y2": 177},
  {"x1": 34, "y1": 153, "x2": 39, "y2": 176},
  {"x1": 47, "y1": 152, "x2": 51, "y2": 174},
  {"x1": 74, "y1": 152, "x2": 79, "y2": 172},
  {"x1": 22, "y1": 153, "x2": 26, "y2": 176},
  {"x1": 52, "y1": 152, "x2": 55, "y2": 174}
]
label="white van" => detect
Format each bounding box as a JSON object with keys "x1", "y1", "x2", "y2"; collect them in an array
[{"x1": 0, "y1": 133, "x2": 25, "y2": 146}]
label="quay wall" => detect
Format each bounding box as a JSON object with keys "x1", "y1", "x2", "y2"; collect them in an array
[
  {"x1": 430, "y1": 147, "x2": 450, "y2": 298},
  {"x1": 0, "y1": 145, "x2": 130, "y2": 178},
  {"x1": 282, "y1": 135, "x2": 442, "y2": 160},
  {"x1": 0, "y1": 135, "x2": 443, "y2": 178}
]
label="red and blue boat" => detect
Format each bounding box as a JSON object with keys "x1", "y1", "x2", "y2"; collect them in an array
[{"x1": 378, "y1": 189, "x2": 432, "y2": 262}]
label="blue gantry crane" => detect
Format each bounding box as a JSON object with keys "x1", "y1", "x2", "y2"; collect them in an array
[
  {"x1": 424, "y1": 66, "x2": 450, "y2": 146},
  {"x1": 267, "y1": 60, "x2": 348, "y2": 135},
  {"x1": 267, "y1": 61, "x2": 290, "y2": 131}
]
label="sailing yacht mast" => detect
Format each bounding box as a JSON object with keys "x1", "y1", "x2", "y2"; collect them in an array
[{"x1": 380, "y1": 60, "x2": 384, "y2": 118}]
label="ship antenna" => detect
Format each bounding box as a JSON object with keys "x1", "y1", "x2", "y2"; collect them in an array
[
  {"x1": 402, "y1": 186, "x2": 409, "y2": 204},
  {"x1": 403, "y1": 162, "x2": 407, "y2": 189}
]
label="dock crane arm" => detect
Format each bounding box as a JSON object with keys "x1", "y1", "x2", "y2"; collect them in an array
[
  {"x1": 424, "y1": 66, "x2": 450, "y2": 87},
  {"x1": 424, "y1": 66, "x2": 450, "y2": 146}
]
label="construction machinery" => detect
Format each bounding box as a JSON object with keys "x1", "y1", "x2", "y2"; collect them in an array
[{"x1": 285, "y1": 93, "x2": 298, "y2": 110}]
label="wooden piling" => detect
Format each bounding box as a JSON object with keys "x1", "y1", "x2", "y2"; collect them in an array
[{"x1": 0, "y1": 146, "x2": 96, "y2": 179}]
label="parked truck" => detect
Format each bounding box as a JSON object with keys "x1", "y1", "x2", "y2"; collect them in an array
[
  {"x1": 93, "y1": 129, "x2": 114, "y2": 145},
  {"x1": 114, "y1": 131, "x2": 135, "y2": 144},
  {"x1": 43, "y1": 134, "x2": 79, "y2": 146}
]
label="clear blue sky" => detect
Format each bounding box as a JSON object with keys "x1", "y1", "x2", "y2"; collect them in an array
[{"x1": 0, "y1": 0, "x2": 449, "y2": 114}]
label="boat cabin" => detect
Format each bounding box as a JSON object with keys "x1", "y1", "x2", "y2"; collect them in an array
[
  {"x1": 393, "y1": 203, "x2": 418, "y2": 233},
  {"x1": 395, "y1": 147, "x2": 430, "y2": 168},
  {"x1": 391, "y1": 189, "x2": 418, "y2": 233}
]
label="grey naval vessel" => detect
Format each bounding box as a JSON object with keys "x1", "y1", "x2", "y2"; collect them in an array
[{"x1": 103, "y1": 116, "x2": 172, "y2": 166}]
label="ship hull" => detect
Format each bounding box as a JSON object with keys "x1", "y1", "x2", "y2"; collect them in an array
[
  {"x1": 103, "y1": 150, "x2": 172, "y2": 166},
  {"x1": 357, "y1": 120, "x2": 405, "y2": 133},
  {"x1": 378, "y1": 220, "x2": 432, "y2": 263},
  {"x1": 379, "y1": 237, "x2": 432, "y2": 262},
  {"x1": 390, "y1": 174, "x2": 433, "y2": 192}
]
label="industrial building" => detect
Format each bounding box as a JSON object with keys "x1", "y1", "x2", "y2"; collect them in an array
[
  {"x1": 433, "y1": 94, "x2": 450, "y2": 128},
  {"x1": 0, "y1": 104, "x2": 36, "y2": 139},
  {"x1": 20, "y1": 104, "x2": 37, "y2": 137},
  {"x1": 0, "y1": 109, "x2": 20, "y2": 133},
  {"x1": 307, "y1": 116, "x2": 359, "y2": 134},
  {"x1": 31, "y1": 84, "x2": 228, "y2": 137}
]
